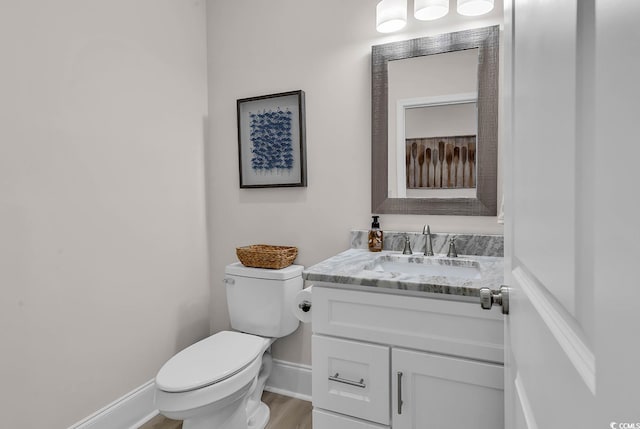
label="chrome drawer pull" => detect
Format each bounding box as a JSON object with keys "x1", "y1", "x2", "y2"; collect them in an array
[{"x1": 328, "y1": 373, "x2": 366, "y2": 389}]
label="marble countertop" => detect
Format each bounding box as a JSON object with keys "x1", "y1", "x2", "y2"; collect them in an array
[{"x1": 303, "y1": 248, "x2": 504, "y2": 300}]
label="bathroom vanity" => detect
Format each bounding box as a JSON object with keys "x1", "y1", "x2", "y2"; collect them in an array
[{"x1": 303, "y1": 232, "x2": 505, "y2": 429}]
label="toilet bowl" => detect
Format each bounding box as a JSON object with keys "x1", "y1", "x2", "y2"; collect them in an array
[
  {"x1": 155, "y1": 331, "x2": 273, "y2": 429},
  {"x1": 154, "y1": 263, "x2": 304, "y2": 429}
]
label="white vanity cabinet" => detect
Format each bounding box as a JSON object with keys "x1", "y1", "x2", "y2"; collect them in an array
[{"x1": 311, "y1": 285, "x2": 505, "y2": 429}]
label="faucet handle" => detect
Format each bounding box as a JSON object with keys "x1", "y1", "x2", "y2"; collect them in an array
[
  {"x1": 402, "y1": 235, "x2": 413, "y2": 255},
  {"x1": 447, "y1": 237, "x2": 458, "y2": 258}
]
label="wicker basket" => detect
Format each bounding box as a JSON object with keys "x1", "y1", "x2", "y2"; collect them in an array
[{"x1": 236, "y1": 244, "x2": 298, "y2": 269}]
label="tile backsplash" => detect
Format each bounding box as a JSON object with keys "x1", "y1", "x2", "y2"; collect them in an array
[{"x1": 351, "y1": 230, "x2": 503, "y2": 257}]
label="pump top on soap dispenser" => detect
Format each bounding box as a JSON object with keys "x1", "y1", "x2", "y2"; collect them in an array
[{"x1": 368, "y1": 215, "x2": 383, "y2": 252}]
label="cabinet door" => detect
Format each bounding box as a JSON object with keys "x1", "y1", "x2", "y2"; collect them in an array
[
  {"x1": 312, "y1": 335, "x2": 390, "y2": 425},
  {"x1": 392, "y1": 348, "x2": 504, "y2": 429}
]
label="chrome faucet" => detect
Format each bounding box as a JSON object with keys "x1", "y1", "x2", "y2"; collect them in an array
[
  {"x1": 402, "y1": 235, "x2": 413, "y2": 255},
  {"x1": 447, "y1": 237, "x2": 458, "y2": 258},
  {"x1": 423, "y1": 225, "x2": 434, "y2": 256}
]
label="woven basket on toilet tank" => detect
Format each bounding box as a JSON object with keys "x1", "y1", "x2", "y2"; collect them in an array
[{"x1": 236, "y1": 244, "x2": 298, "y2": 269}]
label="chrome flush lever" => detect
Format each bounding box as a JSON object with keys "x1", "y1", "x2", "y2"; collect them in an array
[{"x1": 298, "y1": 301, "x2": 311, "y2": 312}]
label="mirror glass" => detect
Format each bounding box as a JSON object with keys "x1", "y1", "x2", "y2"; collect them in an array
[
  {"x1": 371, "y1": 26, "x2": 499, "y2": 216},
  {"x1": 387, "y1": 49, "x2": 479, "y2": 199}
]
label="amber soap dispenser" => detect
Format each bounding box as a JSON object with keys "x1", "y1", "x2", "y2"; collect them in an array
[{"x1": 368, "y1": 215, "x2": 383, "y2": 252}]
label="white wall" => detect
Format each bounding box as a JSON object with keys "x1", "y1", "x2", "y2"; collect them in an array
[
  {"x1": 0, "y1": 1, "x2": 210, "y2": 427},
  {"x1": 206, "y1": 0, "x2": 503, "y2": 365}
]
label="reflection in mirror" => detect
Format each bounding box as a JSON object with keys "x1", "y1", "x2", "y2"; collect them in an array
[
  {"x1": 388, "y1": 49, "x2": 479, "y2": 199},
  {"x1": 401, "y1": 102, "x2": 478, "y2": 198},
  {"x1": 372, "y1": 26, "x2": 499, "y2": 216}
]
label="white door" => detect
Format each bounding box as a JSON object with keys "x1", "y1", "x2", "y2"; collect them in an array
[{"x1": 504, "y1": 0, "x2": 640, "y2": 427}]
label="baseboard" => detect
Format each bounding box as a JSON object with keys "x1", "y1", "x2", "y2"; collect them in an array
[
  {"x1": 265, "y1": 359, "x2": 312, "y2": 402},
  {"x1": 68, "y1": 379, "x2": 157, "y2": 429},
  {"x1": 68, "y1": 359, "x2": 311, "y2": 429}
]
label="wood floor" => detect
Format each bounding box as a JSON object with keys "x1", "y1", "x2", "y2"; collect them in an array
[{"x1": 139, "y1": 391, "x2": 312, "y2": 429}]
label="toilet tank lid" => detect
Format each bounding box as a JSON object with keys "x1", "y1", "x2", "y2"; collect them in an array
[
  {"x1": 155, "y1": 331, "x2": 268, "y2": 393},
  {"x1": 225, "y1": 262, "x2": 304, "y2": 280}
]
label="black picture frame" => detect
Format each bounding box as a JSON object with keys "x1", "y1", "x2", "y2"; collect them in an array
[{"x1": 237, "y1": 90, "x2": 307, "y2": 188}]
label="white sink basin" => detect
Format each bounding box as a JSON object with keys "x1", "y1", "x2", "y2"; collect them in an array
[{"x1": 363, "y1": 255, "x2": 481, "y2": 280}]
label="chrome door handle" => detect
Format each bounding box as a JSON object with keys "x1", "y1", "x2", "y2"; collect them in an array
[
  {"x1": 397, "y1": 371, "x2": 403, "y2": 415},
  {"x1": 328, "y1": 373, "x2": 366, "y2": 388},
  {"x1": 479, "y1": 286, "x2": 509, "y2": 314}
]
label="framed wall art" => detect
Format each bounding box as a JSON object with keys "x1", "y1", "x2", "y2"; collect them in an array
[{"x1": 237, "y1": 90, "x2": 307, "y2": 188}]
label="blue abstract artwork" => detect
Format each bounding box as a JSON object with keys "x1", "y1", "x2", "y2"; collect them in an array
[{"x1": 249, "y1": 108, "x2": 294, "y2": 171}]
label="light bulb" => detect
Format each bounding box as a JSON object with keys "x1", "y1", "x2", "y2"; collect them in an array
[
  {"x1": 457, "y1": 0, "x2": 494, "y2": 16},
  {"x1": 414, "y1": 0, "x2": 449, "y2": 21},
  {"x1": 376, "y1": 0, "x2": 407, "y2": 33}
]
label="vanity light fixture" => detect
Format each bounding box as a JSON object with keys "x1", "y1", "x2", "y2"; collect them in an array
[
  {"x1": 457, "y1": 0, "x2": 494, "y2": 16},
  {"x1": 377, "y1": 0, "x2": 494, "y2": 32},
  {"x1": 414, "y1": 0, "x2": 449, "y2": 21},
  {"x1": 376, "y1": 0, "x2": 407, "y2": 33}
]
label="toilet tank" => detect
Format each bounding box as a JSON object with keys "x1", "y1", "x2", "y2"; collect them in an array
[{"x1": 224, "y1": 262, "x2": 304, "y2": 337}]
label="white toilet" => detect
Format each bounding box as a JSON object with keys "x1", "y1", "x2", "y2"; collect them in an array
[{"x1": 154, "y1": 262, "x2": 304, "y2": 429}]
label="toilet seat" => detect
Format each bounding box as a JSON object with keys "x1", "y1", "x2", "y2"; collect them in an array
[
  {"x1": 156, "y1": 331, "x2": 269, "y2": 393},
  {"x1": 155, "y1": 352, "x2": 263, "y2": 418}
]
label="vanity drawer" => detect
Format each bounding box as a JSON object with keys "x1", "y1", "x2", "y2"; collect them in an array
[
  {"x1": 312, "y1": 335, "x2": 390, "y2": 425},
  {"x1": 312, "y1": 285, "x2": 504, "y2": 363},
  {"x1": 313, "y1": 409, "x2": 389, "y2": 429}
]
